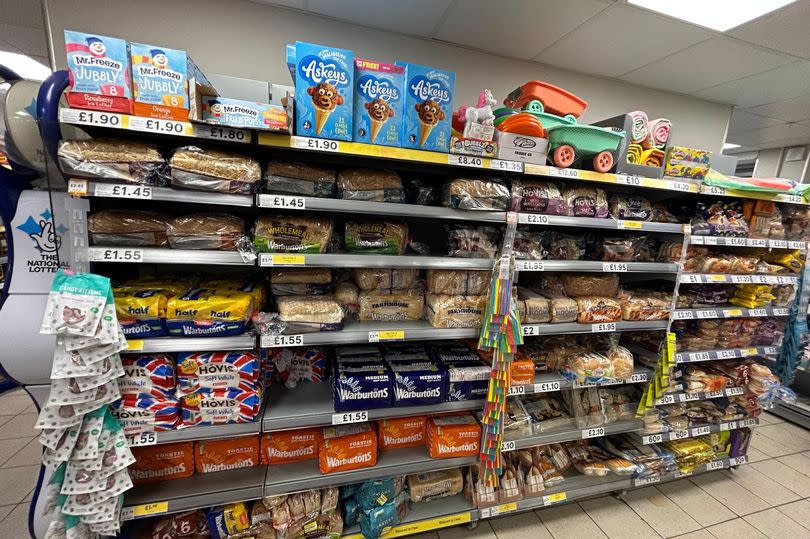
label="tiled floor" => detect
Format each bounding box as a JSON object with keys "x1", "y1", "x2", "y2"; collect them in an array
[{"x1": 0, "y1": 388, "x2": 807, "y2": 539}]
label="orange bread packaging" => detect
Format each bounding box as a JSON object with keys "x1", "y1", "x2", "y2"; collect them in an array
[
  {"x1": 377, "y1": 416, "x2": 426, "y2": 450},
  {"x1": 510, "y1": 359, "x2": 535, "y2": 386},
  {"x1": 129, "y1": 442, "x2": 194, "y2": 485},
  {"x1": 319, "y1": 423, "x2": 377, "y2": 474},
  {"x1": 194, "y1": 435, "x2": 259, "y2": 474},
  {"x1": 260, "y1": 427, "x2": 323, "y2": 465},
  {"x1": 426, "y1": 414, "x2": 481, "y2": 458}
]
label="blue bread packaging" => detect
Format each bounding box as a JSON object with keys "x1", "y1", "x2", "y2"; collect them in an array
[
  {"x1": 443, "y1": 361, "x2": 490, "y2": 401},
  {"x1": 396, "y1": 62, "x2": 455, "y2": 152},
  {"x1": 390, "y1": 362, "x2": 447, "y2": 406},
  {"x1": 294, "y1": 41, "x2": 354, "y2": 141},
  {"x1": 334, "y1": 363, "x2": 392, "y2": 411},
  {"x1": 353, "y1": 59, "x2": 404, "y2": 147}
]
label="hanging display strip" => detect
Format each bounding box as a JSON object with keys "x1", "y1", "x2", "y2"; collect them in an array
[
  {"x1": 672, "y1": 307, "x2": 790, "y2": 320},
  {"x1": 679, "y1": 273, "x2": 799, "y2": 285},
  {"x1": 71, "y1": 180, "x2": 253, "y2": 207},
  {"x1": 699, "y1": 184, "x2": 807, "y2": 205},
  {"x1": 257, "y1": 253, "x2": 494, "y2": 269},
  {"x1": 516, "y1": 261, "x2": 678, "y2": 273},
  {"x1": 654, "y1": 386, "x2": 746, "y2": 405},
  {"x1": 88, "y1": 246, "x2": 252, "y2": 265},
  {"x1": 638, "y1": 418, "x2": 759, "y2": 445},
  {"x1": 689, "y1": 235, "x2": 806, "y2": 249},
  {"x1": 521, "y1": 320, "x2": 667, "y2": 337},
  {"x1": 59, "y1": 107, "x2": 253, "y2": 143},
  {"x1": 675, "y1": 346, "x2": 779, "y2": 364}
]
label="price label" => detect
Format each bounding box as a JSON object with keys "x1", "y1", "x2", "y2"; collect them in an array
[
  {"x1": 730, "y1": 456, "x2": 748, "y2": 466},
  {"x1": 263, "y1": 334, "x2": 304, "y2": 348},
  {"x1": 492, "y1": 502, "x2": 517, "y2": 516},
  {"x1": 60, "y1": 108, "x2": 123, "y2": 127},
  {"x1": 617, "y1": 174, "x2": 641, "y2": 186},
  {"x1": 591, "y1": 322, "x2": 617, "y2": 333},
  {"x1": 368, "y1": 330, "x2": 405, "y2": 342},
  {"x1": 94, "y1": 184, "x2": 152, "y2": 199},
  {"x1": 519, "y1": 213, "x2": 550, "y2": 225},
  {"x1": 728, "y1": 237, "x2": 747, "y2": 246},
  {"x1": 634, "y1": 476, "x2": 661, "y2": 487},
  {"x1": 742, "y1": 348, "x2": 759, "y2": 357},
  {"x1": 260, "y1": 253, "x2": 305, "y2": 266},
  {"x1": 542, "y1": 492, "x2": 567, "y2": 505},
  {"x1": 122, "y1": 501, "x2": 169, "y2": 519},
  {"x1": 602, "y1": 262, "x2": 628, "y2": 272},
  {"x1": 292, "y1": 136, "x2": 340, "y2": 152},
  {"x1": 783, "y1": 194, "x2": 805, "y2": 204},
  {"x1": 507, "y1": 385, "x2": 526, "y2": 396},
  {"x1": 692, "y1": 426, "x2": 711, "y2": 436},
  {"x1": 706, "y1": 460, "x2": 724, "y2": 471},
  {"x1": 788, "y1": 241, "x2": 806, "y2": 249},
  {"x1": 617, "y1": 220, "x2": 643, "y2": 229},
  {"x1": 683, "y1": 274, "x2": 701, "y2": 284},
  {"x1": 739, "y1": 418, "x2": 758, "y2": 428},
  {"x1": 705, "y1": 186, "x2": 727, "y2": 195},
  {"x1": 720, "y1": 421, "x2": 737, "y2": 431},
  {"x1": 727, "y1": 387, "x2": 744, "y2": 396},
  {"x1": 671, "y1": 429, "x2": 690, "y2": 440},
  {"x1": 772, "y1": 239, "x2": 789, "y2": 248},
  {"x1": 683, "y1": 393, "x2": 700, "y2": 402},
  {"x1": 749, "y1": 308, "x2": 768, "y2": 317},
  {"x1": 717, "y1": 350, "x2": 737, "y2": 359},
  {"x1": 448, "y1": 154, "x2": 485, "y2": 168},
  {"x1": 126, "y1": 340, "x2": 144, "y2": 352},
  {"x1": 737, "y1": 276, "x2": 753, "y2": 285},
  {"x1": 261, "y1": 194, "x2": 306, "y2": 210},
  {"x1": 772, "y1": 308, "x2": 789, "y2": 316},
  {"x1": 501, "y1": 440, "x2": 516, "y2": 452},
  {"x1": 522, "y1": 325, "x2": 538, "y2": 336},
  {"x1": 708, "y1": 275, "x2": 727, "y2": 282},
  {"x1": 581, "y1": 426, "x2": 605, "y2": 439},
  {"x1": 751, "y1": 275, "x2": 767, "y2": 284},
  {"x1": 657, "y1": 395, "x2": 676, "y2": 405},
  {"x1": 689, "y1": 352, "x2": 711, "y2": 362},
  {"x1": 126, "y1": 431, "x2": 157, "y2": 447},
  {"x1": 534, "y1": 381, "x2": 561, "y2": 393},
  {"x1": 750, "y1": 239, "x2": 768, "y2": 248},
  {"x1": 518, "y1": 260, "x2": 545, "y2": 271},
  {"x1": 765, "y1": 346, "x2": 778, "y2": 354},
  {"x1": 129, "y1": 116, "x2": 187, "y2": 135},
  {"x1": 672, "y1": 181, "x2": 692, "y2": 192},
  {"x1": 705, "y1": 390, "x2": 724, "y2": 399},
  {"x1": 697, "y1": 310, "x2": 718, "y2": 319},
  {"x1": 642, "y1": 433, "x2": 663, "y2": 444},
  {"x1": 198, "y1": 125, "x2": 249, "y2": 143},
  {"x1": 548, "y1": 167, "x2": 579, "y2": 178},
  {"x1": 89, "y1": 248, "x2": 143, "y2": 262},
  {"x1": 332, "y1": 410, "x2": 368, "y2": 425},
  {"x1": 491, "y1": 159, "x2": 523, "y2": 172},
  {"x1": 674, "y1": 311, "x2": 695, "y2": 320},
  {"x1": 630, "y1": 373, "x2": 648, "y2": 383},
  {"x1": 67, "y1": 179, "x2": 88, "y2": 197},
  {"x1": 703, "y1": 236, "x2": 718, "y2": 245}
]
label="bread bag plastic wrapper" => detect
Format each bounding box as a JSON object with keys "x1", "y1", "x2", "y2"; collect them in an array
[
  {"x1": 426, "y1": 269, "x2": 488, "y2": 295},
  {"x1": 166, "y1": 213, "x2": 245, "y2": 250},
  {"x1": 265, "y1": 160, "x2": 336, "y2": 198},
  {"x1": 426, "y1": 294, "x2": 486, "y2": 328},
  {"x1": 57, "y1": 138, "x2": 168, "y2": 185},
  {"x1": 270, "y1": 268, "x2": 332, "y2": 285},
  {"x1": 359, "y1": 288, "x2": 425, "y2": 322},
  {"x1": 575, "y1": 296, "x2": 622, "y2": 323},
  {"x1": 337, "y1": 169, "x2": 404, "y2": 203},
  {"x1": 169, "y1": 146, "x2": 261, "y2": 194},
  {"x1": 345, "y1": 221, "x2": 407, "y2": 255},
  {"x1": 783, "y1": 205, "x2": 810, "y2": 241},
  {"x1": 442, "y1": 177, "x2": 509, "y2": 211},
  {"x1": 406, "y1": 469, "x2": 463, "y2": 503},
  {"x1": 404, "y1": 177, "x2": 439, "y2": 205},
  {"x1": 562, "y1": 186, "x2": 609, "y2": 218},
  {"x1": 561, "y1": 273, "x2": 619, "y2": 298},
  {"x1": 276, "y1": 295, "x2": 344, "y2": 332},
  {"x1": 619, "y1": 290, "x2": 671, "y2": 321},
  {"x1": 509, "y1": 179, "x2": 565, "y2": 215},
  {"x1": 548, "y1": 295, "x2": 578, "y2": 322},
  {"x1": 517, "y1": 288, "x2": 550, "y2": 323},
  {"x1": 254, "y1": 215, "x2": 333, "y2": 253},
  {"x1": 447, "y1": 225, "x2": 501, "y2": 258},
  {"x1": 564, "y1": 387, "x2": 607, "y2": 428},
  {"x1": 609, "y1": 194, "x2": 653, "y2": 221},
  {"x1": 88, "y1": 210, "x2": 169, "y2": 247},
  {"x1": 352, "y1": 268, "x2": 419, "y2": 290},
  {"x1": 513, "y1": 229, "x2": 546, "y2": 260},
  {"x1": 543, "y1": 231, "x2": 588, "y2": 260},
  {"x1": 599, "y1": 236, "x2": 654, "y2": 262}
]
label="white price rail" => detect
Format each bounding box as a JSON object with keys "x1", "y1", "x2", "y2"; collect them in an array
[
  {"x1": 654, "y1": 386, "x2": 745, "y2": 405},
  {"x1": 680, "y1": 273, "x2": 799, "y2": 285},
  {"x1": 675, "y1": 346, "x2": 779, "y2": 364},
  {"x1": 256, "y1": 194, "x2": 306, "y2": 210},
  {"x1": 260, "y1": 334, "x2": 304, "y2": 348},
  {"x1": 690, "y1": 236, "x2": 805, "y2": 249},
  {"x1": 673, "y1": 307, "x2": 790, "y2": 320},
  {"x1": 521, "y1": 321, "x2": 666, "y2": 337},
  {"x1": 88, "y1": 247, "x2": 251, "y2": 266},
  {"x1": 94, "y1": 183, "x2": 152, "y2": 199},
  {"x1": 332, "y1": 411, "x2": 368, "y2": 425},
  {"x1": 640, "y1": 418, "x2": 759, "y2": 444}
]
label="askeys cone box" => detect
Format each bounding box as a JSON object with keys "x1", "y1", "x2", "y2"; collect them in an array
[
  {"x1": 130, "y1": 42, "x2": 212, "y2": 121},
  {"x1": 293, "y1": 41, "x2": 353, "y2": 141},
  {"x1": 64, "y1": 30, "x2": 133, "y2": 113},
  {"x1": 396, "y1": 62, "x2": 454, "y2": 152},
  {"x1": 353, "y1": 59, "x2": 404, "y2": 147}
]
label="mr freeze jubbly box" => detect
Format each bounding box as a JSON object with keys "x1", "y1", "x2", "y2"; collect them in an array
[
  {"x1": 64, "y1": 30, "x2": 133, "y2": 113},
  {"x1": 293, "y1": 42, "x2": 354, "y2": 141},
  {"x1": 396, "y1": 62, "x2": 455, "y2": 152},
  {"x1": 353, "y1": 59, "x2": 404, "y2": 147}
]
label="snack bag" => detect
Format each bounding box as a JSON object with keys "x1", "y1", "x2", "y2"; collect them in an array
[
  {"x1": 397, "y1": 62, "x2": 455, "y2": 152},
  {"x1": 129, "y1": 442, "x2": 194, "y2": 484},
  {"x1": 319, "y1": 424, "x2": 378, "y2": 474},
  {"x1": 207, "y1": 503, "x2": 251, "y2": 539},
  {"x1": 293, "y1": 42, "x2": 354, "y2": 141},
  {"x1": 64, "y1": 30, "x2": 132, "y2": 113},
  {"x1": 260, "y1": 428, "x2": 322, "y2": 465},
  {"x1": 353, "y1": 59, "x2": 404, "y2": 147},
  {"x1": 195, "y1": 436, "x2": 259, "y2": 473},
  {"x1": 114, "y1": 289, "x2": 168, "y2": 338},
  {"x1": 426, "y1": 414, "x2": 480, "y2": 458},
  {"x1": 377, "y1": 416, "x2": 426, "y2": 450}
]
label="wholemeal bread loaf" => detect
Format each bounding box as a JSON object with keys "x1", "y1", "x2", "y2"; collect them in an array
[
  {"x1": 253, "y1": 215, "x2": 333, "y2": 253},
  {"x1": 170, "y1": 146, "x2": 261, "y2": 194},
  {"x1": 426, "y1": 294, "x2": 486, "y2": 328},
  {"x1": 345, "y1": 221, "x2": 407, "y2": 255},
  {"x1": 58, "y1": 139, "x2": 166, "y2": 184},
  {"x1": 88, "y1": 210, "x2": 169, "y2": 247},
  {"x1": 359, "y1": 288, "x2": 424, "y2": 321},
  {"x1": 166, "y1": 214, "x2": 245, "y2": 250}
]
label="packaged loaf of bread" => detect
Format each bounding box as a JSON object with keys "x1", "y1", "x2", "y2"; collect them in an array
[
  {"x1": 447, "y1": 225, "x2": 500, "y2": 258},
  {"x1": 335, "y1": 281, "x2": 360, "y2": 317},
  {"x1": 561, "y1": 273, "x2": 619, "y2": 298},
  {"x1": 352, "y1": 268, "x2": 419, "y2": 290},
  {"x1": 359, "y1": 288, "x2": 424, "y2": 322},
  {"x1": 575, "y1": 296, "x2": 622, "y2": 323},
  {"x1": 548, "y1": 295, "x2": 578, "y2": 323},
  {"x1": 270, "y1": 268, "x2": 332, "y2": 284},
  {"x1": 165, "y1": 213, "x2": 245, "y2": 250},
  {"x1": 426, "y1": 294, "x2": 486, "y2": 328},
  {"x1": 513, "y1": 229, "x2": 546, "y2": 260},
  {"x1": 337, "y1": 169, "x2": 404, "y2": 202},
  {"x1": 620, "y1": 291, "x2": 670, "y2": 321},
  {"x1": 509, "y1": 179, "x2": 565, "y2": 215},
  {"x1": 609, "y1": 194, "x2": 653, "y2": 221},
  {"x1": 426, "y1": 270, "x2": 488, "y2": 295},
  {"x1": 88, "y1": 210, "x2": 169, "y2": 246},
  {"x1": 169, "y1": 146, "x2": 261, "y2": 194},
  {"x1": 276, "y1": 295, "x2": 344, "y2": 332},
  {"x1": 442, "y1": 177, "x2": 510, "y2": 211},
  {"x1": 57, "y1": 139, "x2": 167, "y2": 185},
  {"x1": 265, "y1": 160, "x2": 336, "y2": 197},
  {"x1": 517, "y1": 288, "x2": 551, "y2": 323},
  {"x1": 253, "y1": 215, "x2": 333, "y2": 253},
  {"x1": 345, "y1": 221, "x2": 407, "y2": 255},
  {"x1": 407, "y1": 469, "x2": 463, "y2": 503},
  {"x1": 562, "y1": 186, "x2": 609, "y2": 218}
]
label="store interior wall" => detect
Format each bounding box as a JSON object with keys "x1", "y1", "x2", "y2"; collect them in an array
[
  {"x1": 754, "y1": 148, "x2": 784, "y2": 178},
  {"x1": 44, "y1": 0, "x2": 732, "y2": 153},
  {"x1": 750, "y1": 146, "x2": 810, "y2": 182}
]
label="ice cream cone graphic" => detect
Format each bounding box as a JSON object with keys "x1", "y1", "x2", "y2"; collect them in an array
[
  {"x1": 307, "y1": 83, "x2": 344, "y2": 136},
  {"x1": 414, "y1": 100, "x2": 444, "y2": 148},
  {"x1": 369, "y1": 118, "x2": 384, "y2": 141},
  {"x1": 365, "y1": 98, "x2": 394, "y2": 143},
  {"x1": 314, "y1": 106, "x2": 331, "y2": 135},
  {"x1": 419, "y1": 121, "x2": 434, "y2": 147}
]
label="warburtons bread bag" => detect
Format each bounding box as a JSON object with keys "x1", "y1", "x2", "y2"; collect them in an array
[
  {"x1": 426, "y1": 414, "x2": 480, "y2": 458},
  {"x1": 260, "y1": 428, "x2": 322, "y2": 465},
  {"x1": 377, "y1": 416, "x2": 426, "y2": 450},
  {"x1": 129, "y1": 442, "x2": 194, "y2": 485},
  {"x1": 194, "y1": 436, "x2": 259, "y2": 474},
  {"x1": 319, "y1": 424, "x2": 378, "y2": 474}
]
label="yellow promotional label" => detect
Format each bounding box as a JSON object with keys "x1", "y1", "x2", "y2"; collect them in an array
[
  {"x1": 272, "y1": 254, "x2": 305, "y2": 265},
  {"x1": 543, "y1": 492, "x2": 567, "y2": 504},
  {"x1": 344, "y1": 512, "x2": 471, "y2": 539},
  {"x1": 378, "y1": 330, "x2": 405, "y2": 341},
  {"x1": 619, "y1": 220, "x2": 643, "y2": 229},
  {"x1": 497, "y1": 502, "x2": 517, "y2": 513},
  {"x1": 67, "y1": 179, "x2": 88, "y2": 197},
  {"x1": 726, "y1": 309, "x2": 743, "y2": 317},
  {"x1": 666, "y1": 332, "x2": 676, "y2": 367},
  {"x1": 708, "y1": 275, "x2": 727, "y2": 282},
  {"x1": 743, "y1": 348, "x2": 758, "y2": 356},
  {"x1": 132, "y1": 501, "x2": 168, "y2": 517},
  {"x1": 127, "y1": 340, "x2": 144, "y2": 351}
]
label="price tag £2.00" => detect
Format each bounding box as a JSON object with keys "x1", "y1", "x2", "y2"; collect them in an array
[{"x1": 332, "y1": 411, "x2": 368, "y2": 425}]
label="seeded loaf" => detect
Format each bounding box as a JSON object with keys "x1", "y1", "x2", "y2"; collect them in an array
[
  {"x1": 170, "y1": 146, "x2": 261, "y2": 194},
  {"x1": 166, "y1": 214, "x2": 245, "y2": 250},
  {"x1": 443, "y1": 177, "x2": 509, "y2": 211},
  {"x1": 352, "y1": 268, "x2": 419, "y2": 290},
  {"x1": 426, "y1": 269, "x2": 488, "y2": 295},
  {"x1": 88, "y1": 210, "x2": 169, "y2": 247},
  {"x1": 266, "y1": 161, "x2": 336, "y2": 198},
  {"x1": 337, "y1": 169, "x2": 404, "y2": 202},
  {"x1": 58, "y1": 139, "x2": 166, "y2": 184}
]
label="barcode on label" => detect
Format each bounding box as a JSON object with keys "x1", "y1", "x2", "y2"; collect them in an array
[{"x1": 534, "y1": 381, "x2": 561, "y2": 393}]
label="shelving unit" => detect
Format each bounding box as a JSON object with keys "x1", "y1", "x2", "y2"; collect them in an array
[
  {"x1": 509, "y1": 366, "x2": 653, "y2": 396},
  {"x1": 636, "y1": 418, "x2": 759, "y2": 444},
  {"x1": 125, "y1": 335, "x2": 256, "y2": 353},
  {"x1": 257, "y1": 253, "x2": 495, "y2": 269},
  {"x1": 72, "y1": 180, "x2": 253, "y2": 207},
  {"x1": 679, "y1": 273, "x2": 798, "y2": 285},
  {"x1": 503, "y1": 419, "x2": 643, "y2": 450},
  {"x1": 87, "y1": 247, "x2": 252, "y2": 265},
  {"x1": 674, "y1": 346, "x2": 779, "y2": 364},
  {"x1": 654, "y1": 386, "x2": 745, "y2": 405}
]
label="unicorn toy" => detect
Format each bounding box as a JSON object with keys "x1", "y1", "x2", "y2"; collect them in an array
[{"x1": 457, "y1": 89, "x2": 497, "y2": 140}]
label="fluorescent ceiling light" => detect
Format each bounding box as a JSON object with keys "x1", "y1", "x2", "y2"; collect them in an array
[
  {"x1": 628, "y1": 0, "x2": 796, "y2": 32},
  {"x1": 0, "y1": 51, "x2": 51, "y2": 81},
  {"x1": 723, "y1": 143, "x2": 741, "y2": 150}
]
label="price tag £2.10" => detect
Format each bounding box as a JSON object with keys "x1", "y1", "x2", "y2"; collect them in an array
[
  {"x1": 581, "y1": 426, "x2": 605, "y2": 439},
  {"x1": 332, "y1": 411, "x2": 368, "y2": 425}
]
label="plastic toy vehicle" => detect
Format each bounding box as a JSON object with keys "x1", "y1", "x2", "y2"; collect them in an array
[
  {"x1": 547, "y1": 124, "x2": 626, "y2": 173},
  {"x1": 503, "y1": 81, "x2": 587, "y2": 118},
  {"x1": 521, "y1": 100, "x2": 577, "y2": 129}
]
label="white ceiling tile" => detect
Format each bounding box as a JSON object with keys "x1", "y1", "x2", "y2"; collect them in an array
[
  {"x1": 533, "y1": 4, "x2": 712, "y2": 77},
  {"x1": 727, "y1": 110, "x2": 783, "y2": 133},
  {"x1": 745, "y1": 93, "x2": 810, "y2": 121},
  {"x1": 694, "y1": 60, "x2": 810, "y2": 108},
  {"x1": 730, "y1": 0, "x2": 810, "y2": 59},
  {"x1": 619, "y1": 37, "x2": 794, "y2": 93},
  {"x1": 435, "y1": 0, "x2": 609, "y2": 59},
  {"x1": 0, "y1": 24, "x2": 47, "y2": 57},
  {"x1": 305, "y1": 0, "x2": 453, "y2": 37},
  {"x1": 0, "y1": 0, "x2": 43, "y2": 28}
]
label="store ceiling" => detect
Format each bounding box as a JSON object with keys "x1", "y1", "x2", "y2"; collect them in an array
[
  {"x1": 0, "y1": 0, "x2": 48, "y2": 65},
  {"x1": 256, "y1": 0, "x2": 810, "y2": 153}
]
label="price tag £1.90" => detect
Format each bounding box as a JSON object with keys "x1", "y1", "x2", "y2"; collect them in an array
[
  {"x1": 332, "y1": 411, "x2": 368, "y2": 425},
  {"x1": 129, "y1": 116, "x2": 188, "y2": 135},
  {"x1": 292, "y1": 136, "x2": 340, "y2": 152}
]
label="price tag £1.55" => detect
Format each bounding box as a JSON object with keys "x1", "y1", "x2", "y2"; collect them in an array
[{"x1": 332, "y1": 411, "x2": 368, "y2": 425}]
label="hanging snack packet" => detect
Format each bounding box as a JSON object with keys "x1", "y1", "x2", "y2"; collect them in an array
[{"x1": 41, "y1": 270, "x2": 111, "y2": 336}]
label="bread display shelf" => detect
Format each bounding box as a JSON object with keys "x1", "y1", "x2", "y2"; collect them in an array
[
  {"x1": 503, "y1": 419, "x2": 643, "y2": 451},
  {"x1": 260, "y1": 321, "x2": 479, "y2": 348},
  {"x1": 674, "y1": 346, "x2": 779, "y2": 364},
  {"x1": 342, "y1": 494, "x2": 474, "y2": 539},
  {"x1": 524, "y1": 164, "x2": 699, "y2": 194},
  {"x1": 654, "y1": 386, "x2": 746, "y2": 406},
  {"x1": 517, "y1": 213, "x2": 685, "y2": 233},
  {"x1": 521, "y1": 320, "x2": 668, "y2": 337},
  {"x1": 511, "y1": 366, "x2": 654, "y2": 397},
  {"x1": 74, "y1": 180, "x2": 253, "y2": 207},
  {"x1": 258, "y1": 253, "x2": 495, "y2": 270},
  {"x1": 517, "y1": 260, "x2": 678, "y2": 273},
  {"x1": 679, "y1": 273, "x2": 799, "y2": 285},
  {"x1": 125, "y1": 335, "x2": 256, "y2": 353},
  {"x1": 636, "y1": 417, "x2": 759, "y2": 445},
  {"x1": 152, "y1": 421, "x2": 262, "y2": 446},
  {"x1": 689, "y1": 236, "x2": 806, "y2": 249},
  {"x1": 673, "y1": 307, "x2": 790, "y2": 320},
  {"x1": 699, "y1": 183, "x2": 808, "y2": 205},
  {"x1": 87, "y1": 247, "x2": 251, "y2": 265}
]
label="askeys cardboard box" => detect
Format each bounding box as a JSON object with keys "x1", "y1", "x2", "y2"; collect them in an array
[
  {"x1": 130, "y1": 42, "x2": 213, "y2": 121},
  {"x1": 293, "y1": 41, "x2": 353, "y2": 141},
  {"x1": 396, "y1": 62, "x2": 454, "y2": 152},
  {"x1": 353, "y1": 59, "x2": 404, "y2": 147},
  {"x1": 64, "y1": 30, "x2": 133, "y2": 113}
]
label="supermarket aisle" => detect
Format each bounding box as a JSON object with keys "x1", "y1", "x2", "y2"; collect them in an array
[{"x1": 0, "y1": 390, "x2": 806, "y2": 539}]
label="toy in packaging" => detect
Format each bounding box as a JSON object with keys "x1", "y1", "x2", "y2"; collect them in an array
[
  {"x1": 64, "y1": 30, "x2": 132, "y2": 113},
  {"x1": 319, "y1": 424, "x2": 378, "y2": 474},
  {"x1": 165, "y1": 288, "x2": 253, "y2": 337},
  {"x1": 129, "y1": 442, "x2": 194, "y2": 484},
  {"x1": 293, "y1": 42, "x2": 354, "y2": 141},
  {"x1": 353, "y1": 59, "x2": 404, "y2": 147},
  {"x1": 451, "y1": 89, "x2": 498, "y2": 157},
  {"x1": 397, "y1": 62, "x2": 455, "y2": 152},
  {"x1": 195, "y1": 436, "x2": 259, "y2": 473},
  {"x1": 664, "y1": 146, "x2": 711, "y2": 180},
  {"x1": 201, "y1": 95, "x2": 290, "y2": 131},
  {"x1": 426, "y1": 414, "x2": 480, "y2": 458},
  {"x1": 260, "y1": 428, "x2": 322, "y2": 465},
  {"x1": 377, "y1": 416, "x2": 426, "y2": 450}
]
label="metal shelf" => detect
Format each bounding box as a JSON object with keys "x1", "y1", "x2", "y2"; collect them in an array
[
  {"x1": 88, "y1": 247, "x2": 253, "y2": 265},
  {"x1": 673, "y1": 307, "x2": 790, "y2": 320},
  {"x1": 674, "y1": 346, "x2": 779, "y2": 364},
  {"x1": 508, "y1": 366, "x2": 653, "y2": 397},
  {"x1": 699, "y1": 183, "x2": 807, "y2": 205},
  {"x1": 263, "y1": 446, "x2": 475, "y2": 496},
  {"x1": 258, "y1": 253, "x2": 494, "y2": 270},
  {"x1": 680, "y1": 273, "x2": 799, "y2": 285},
  {"x1": 153, "y1": 421, "x2": 262, "y2": 445},
  {"x1": 342, "y1": 494, "x2": 475, "y2": 539},
  {"x1": 690, "y1": 236, "x2": 806, "y2": 249},
  {"x1": 260, "y1": 321, "x2": 479, "y2": 348},
  {"x1": 654, "y1": 386, "x2": 745, "y2": 405},
  {"x1": 0, "y1": 256, "x2": 6, "y2": 264},
  {"x1": 525, "y1": 165, "x2": 699, "y2": 194},
  {"x1": 521, "y1": 320, "x2": 668, "y2": 337},
  {"x1": 504, "y1": 419, "x2": 643, "y2": 451},
  {"x1": 636, "y1": 417, "x2": 759, "y2": 444},
  {"x1": 516, "y1": 261, "x2": 678, "y2": 273},
  {"x1": 75, "y1": 181, "x2": 253, "y2": 207},
  {"x1": 515, "y1": 213, "x2": 685, "y2": 233},
  {"x1": 262, "y1": 382, "x2": 483, "y2": 432},
  {"x1": 126, "y1": 335, "x2": 256, "y2": 353}
]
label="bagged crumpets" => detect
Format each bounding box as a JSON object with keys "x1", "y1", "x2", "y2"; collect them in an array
[
  {"x1": 260, "y1": 427, "x2": 322, "y2": 465},
  {"x1": 195, "y1": 436, "x2": 259, "y2": 474},
  {"x1": 377, "y1": 416, "x2": 426, "y2": 450},
  {"x1": 319, "y1": 423, "x2": 377, "y2": 474},
  {"x1": 426, "y1": 414, "x2": 481, "y2": 458},
  {"x1": 129, "y1": 442, "x2": 194, "y2": 485}
]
